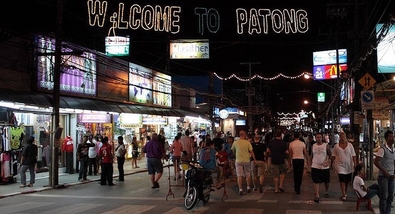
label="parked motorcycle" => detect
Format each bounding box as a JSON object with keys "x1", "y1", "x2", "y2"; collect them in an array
[{"x1": 183, "y1": 161, "x2": 214, "y2": 210}]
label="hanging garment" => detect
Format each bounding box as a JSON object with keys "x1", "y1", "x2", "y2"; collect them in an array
[
  {"x1": 1, "y1": 152, "x2": 11, "y2": 180},
  {"x1": 10, "y1": 127, "x2": 24, "y2": 150},
  {"x1": 3, "y1": 126, "x2": 10, "y2": 152}
]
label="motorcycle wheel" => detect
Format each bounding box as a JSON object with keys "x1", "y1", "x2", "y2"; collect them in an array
[{"x1": 184, "y1": 186, "x2": 198, "y2": 210}]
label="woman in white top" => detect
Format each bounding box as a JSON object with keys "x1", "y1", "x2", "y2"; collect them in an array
[{"x1": 353, "y1": 164, "x2": 379, "y2": 199}]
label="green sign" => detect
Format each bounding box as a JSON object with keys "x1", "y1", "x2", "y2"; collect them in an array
[{"x1": 317, "y1": 92, "x2": 325, "y2": 102}]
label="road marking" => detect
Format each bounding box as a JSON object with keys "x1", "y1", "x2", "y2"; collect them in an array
[
  {"x1": 41, "y1": 203, "x2": 104, "y2": 214},
  {"x1": 257, "y1": 199, "x2": 277, "y2": 203},
  {"x1": 1, "y1": 202, "x2": 53, "y2": 214},
  {"x1": 286, "y1": 210, "x2": 322, "y2": 214},
  {"x1": 225, "y1": 208, "x2": 264, "y2": 214},
  {"x1": 163, "y1": 206, "x2": 209, "y2": 214},
  {"x1": 27, "y1": 193, "x2": 182, "y2": 201},
  {"x1": 102, "y1": 205, "x2": 155, "y2": 214}
]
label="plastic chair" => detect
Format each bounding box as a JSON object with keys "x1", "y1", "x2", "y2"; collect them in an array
[{"x1": 354, "y1": 190, "x2": 372, "y2": 211}]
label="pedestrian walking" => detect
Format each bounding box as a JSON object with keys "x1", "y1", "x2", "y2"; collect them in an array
[
  {"x1": 251, "y1": 134, "x2": 266, "y2": 193},
  {"x1": 231, "y1": 130, "x2": 256, "y2": 195},
  {"x1": 374, "y1": 130, "x2": 395, "y2": 214},
  {"x1": 169, "y1": 135, "x2": 183, "y2": 180},
  {"x1": 131, "y1": 136, "x2": 140, "y2": 169},
  {"x1": 331, "y1": 131, "x2": 356, "y2": 201},
  {"x1": 99, "y1": 137, "x2": 115, "y2": 186},
  {"x1": 267, "y1": 129, "x2": 288, "y2": 194},
  {"x1": 19, "y1": 136, "x2": 37, "y2": 188},
  {"x1": 310, "y1": 133, "x2": 331, "y2": 203},
  {"x1": 289, "y1": 131, "x2": 309, "y2": 194},
  {"x1": 144, "y1": 133, "x2": 165, "y2": 189},
  {"x1": 115, "y1": 136, "x2": 126, "y2": 181}
]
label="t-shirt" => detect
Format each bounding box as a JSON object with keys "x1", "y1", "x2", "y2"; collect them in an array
[
  {"x1": 353, "y1": 175, "x2": 367, "y2": 197},
  {"x1": 267, "y1": 139, "x2": 288, "y2": 165},
  {"x1": 332, "y1": 143, "x2": 356, "y2": 174},
  {"x1": 251, "y1": 142, "x2": 266, "y2": 161},
  {"x1": 231, "y1": 139, "x2": 252, "y2": 163},
  {"x1": 311, "y1": 143, "x2": 330, "y2": 169},
  {"x1": 115, "y1": 144, "x2": 126, "y2": 158},
  {"x1": 289, "y1": 139, "x2": 306, "y2": 160},
  {"x1": 170, "y1": 140, "x2": 183, "y2": 157},
  {"x1": 99, "y1": 143, "x2": 113, "y2": 163},
  {"x1": 198, "y1": 147, "x2": 217, "y2": 170},
  {"x1": 22, "y1": 143, "x2": 37, "y2": 165}
]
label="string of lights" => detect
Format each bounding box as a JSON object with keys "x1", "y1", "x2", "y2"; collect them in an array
[{"x1": 213, "y1": 71, "x2": 312, "y2": 81}]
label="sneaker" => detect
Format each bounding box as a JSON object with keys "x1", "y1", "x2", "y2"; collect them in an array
[
  {"x1": 151, "y1": 181, "x2": 160, "y2": 189},
  {"x1": 20, "y1": 184, "x2": 26, "y2": 188},
  {"x1": 28, "y1": 184, "x2": 33, "y2": 187},
  {"x1": 324, "y1": 193, "x2": 329, "y2": 198}
]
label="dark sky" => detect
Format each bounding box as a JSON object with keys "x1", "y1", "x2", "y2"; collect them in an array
[{"x1": 1, "y1": 0, "x2": 394, "y2": 112}]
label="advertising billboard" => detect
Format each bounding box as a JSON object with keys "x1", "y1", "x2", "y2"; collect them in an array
[
  {"x1": 129, "y1": 63, "x2": 153, "y2": 104},
  {"x1": 153, "y1": 72, "x2": 172, "y2": 107},
  {"x1": 312, "y1": 49, "x2": 347, "y2": 80},
  {"x1": 105, "y1": 36, "x2": 130, "y2": 56},
  {"x1": 36, "y1": 35, "x2": 97, "y2": 96},
  {"x1": 170, "y1": 39, "x2": 209, "y2": 59},
  {"x1": 376, "y1": 23, "x2": 395, "y2": 73}
]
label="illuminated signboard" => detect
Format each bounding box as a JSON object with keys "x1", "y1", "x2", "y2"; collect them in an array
[
  {"x1": 153, "y1": 71, "x2": 172, "y2": 107},
  {"x1": 128, "y1": 63, "x2": 172, "y2": 107},
  {"x1": 129, "y1": 63, "x2": 153, "y2": 104},
  {"x1": 170, "y1": 40, "x2": 209, "y2": 59},
  {"x1": 142, "y1": 116, "x2": 167, "y2": 125},
  {"x1": 105, "y1": 36, "x2": 130, "y2": 56},
  {"x1": 376, "y1": 23, "x2": 395, "y2": 73},
  {"x1": 312, "y1": 49, "x2": 347, "y2": 80},
  {"x1": 86, "y1": 1, "x2": 309, "y2": 36},
  {"x1": 119, "y1": 113, "x2": 141, "y2": 125},
  {"x1": 317, "y1": 92, "x2": 325, "y2": 103},
  {"x1": 36, "y1": 35, "x2": 97, "y2": 95},
  {"x1": 77, "y1": 114, "x2": 111, "y2": 123}
]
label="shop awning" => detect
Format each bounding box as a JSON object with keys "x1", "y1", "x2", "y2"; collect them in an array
[{"x1": 0, "y1": 90, "x2": 185, "y2": 117}]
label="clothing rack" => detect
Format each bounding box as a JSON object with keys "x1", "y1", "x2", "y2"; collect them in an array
[{"x1": 0, "y1": 123, "x2": 22, "y2": 184}]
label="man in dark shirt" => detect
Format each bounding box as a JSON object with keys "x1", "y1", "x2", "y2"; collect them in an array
[
  {"x1": 267, "y1": 129, "x2": 289, "y2": 193},
  {"x1": 20, "y1": 136, "x2": 37, "y2": 188},
  {"x1": 251, "y1": 134, "x2": 266, "y2": 193},
  {"x1": 77, "y1": 134, "x2": 95, "y2": 181},
  {"x1": 213, "y1": 132, "x2": 225, "y2": 152},
  {"x1": 144, "y1": 133, "x2": 165, "y2": 188}
]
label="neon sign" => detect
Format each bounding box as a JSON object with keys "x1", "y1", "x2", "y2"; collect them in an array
[{"x1": 86, "y1": 0, "x2": 310, "y2": 36}]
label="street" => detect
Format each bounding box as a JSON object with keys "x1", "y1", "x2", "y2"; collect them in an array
[{"x1": 0, "y1": 158, "x2": 381, "y2": 214}]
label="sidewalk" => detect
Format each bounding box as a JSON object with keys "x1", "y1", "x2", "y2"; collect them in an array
[{"x1": 0, "y1": 157, "x2": 153, "y2": 198}]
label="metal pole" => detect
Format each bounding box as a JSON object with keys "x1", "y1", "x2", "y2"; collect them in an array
[
  {"x1": 240, "y1": 62, "x2": 260, "y2": 134},
  {"x1": 367, "y1": 109, "x2": 374, "y2": 180},
  {"x1": 50, "y1": 0, "x2": 63, "y2": 187}
]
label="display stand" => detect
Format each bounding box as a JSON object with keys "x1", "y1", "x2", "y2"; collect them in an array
[{"x1": 165, "y1": 159, "x2": 184, "y2": 201}]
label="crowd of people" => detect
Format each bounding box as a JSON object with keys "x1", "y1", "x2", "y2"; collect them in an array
[{"x1": 19, "y1": 127, "x2": 395, "y2": 214}]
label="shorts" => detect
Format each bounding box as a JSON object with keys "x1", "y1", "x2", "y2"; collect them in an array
[
  {"x1": 251, "y1": 160, "x2": 265, "y2": 177},
  {"x1": 235, "y1": 162, "x2": 251, "y2": 177},
  {"x1": 271, "y1": 163, "x2": 287, "y2": 177},
  {"x1": 338, "y1": 173, "x2": 352, "y2": 183},
  {"x1": 172, "y1": 156, "x2": 181, "y2": 165},
  {"x1": 147, "y1": 158, "x2": 163, "y2": 175},
  {"x1": 311, "y1": 168, "x2": 330, "y2": 183}
]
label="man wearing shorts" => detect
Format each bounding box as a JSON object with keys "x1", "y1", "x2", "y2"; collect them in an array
[
  {"x1": 310, "y1": 133, "x2": 331, "y2": 203},
  {"x1": 144, "y1": 133, "x2": 165, "y2": 189},
  {"x1": 231, "y1": 130, "x2": 256, "y2": 195},
  {"x1": 267, "y1": 129, "x2": 288, "y2": 193},
  {"x1": 251, "y1": 134, "x2": 266, "y2": 193}
]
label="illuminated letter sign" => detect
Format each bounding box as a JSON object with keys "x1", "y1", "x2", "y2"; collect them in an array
[{"x1": 170, "y1": 39, "x2": 210, "y2": 59}]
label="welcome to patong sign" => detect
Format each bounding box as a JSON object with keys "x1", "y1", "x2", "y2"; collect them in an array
[{"x1": 87, "y1": 0, "x2": 309, "y2": 36}]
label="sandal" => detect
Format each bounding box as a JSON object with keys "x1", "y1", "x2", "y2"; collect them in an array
[
  {"x1": 340, "y1": 196, "x2": 346, "y2": 201},
  {"x1": 314, "y1": 197, "x2": 319, "y2": 203},
  {"x1": 324, "y1": 193, "x2": 329, "y2": 198}
]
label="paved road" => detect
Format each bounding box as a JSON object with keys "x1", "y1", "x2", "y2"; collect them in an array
[{"x1": 0, "y1": 159, "x2": 385, "y2": 213}]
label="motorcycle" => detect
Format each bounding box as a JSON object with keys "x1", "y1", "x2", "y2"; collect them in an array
[{"x1": 183, "y1": 161, "x2": 214, "y2": 210}]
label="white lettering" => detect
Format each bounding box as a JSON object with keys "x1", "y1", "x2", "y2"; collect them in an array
[{"x1": 236, "y1": 8, "x2": 309, "y2": 35}]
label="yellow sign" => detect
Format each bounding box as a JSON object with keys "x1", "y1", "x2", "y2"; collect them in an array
[{"x1": 358, "y1": 73, "x2": 376, "y2": 90}]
